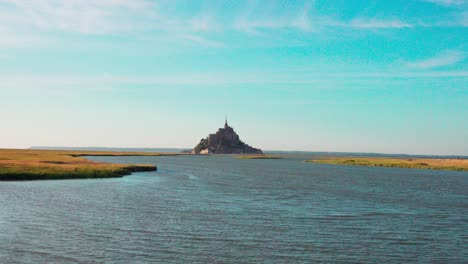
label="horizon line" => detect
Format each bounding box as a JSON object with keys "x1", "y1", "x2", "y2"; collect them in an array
[{"x1": 8, "y1": 146, "x2": 467, "y2": 158}]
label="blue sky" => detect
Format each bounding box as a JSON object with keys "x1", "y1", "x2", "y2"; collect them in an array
[{"x1": 0, "y1": 0, "x2": 467, "y2": 155}]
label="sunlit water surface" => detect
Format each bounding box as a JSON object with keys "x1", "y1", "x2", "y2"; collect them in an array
[{"x1": 1, "y1": 155, "x2": 466, "y2": 263}]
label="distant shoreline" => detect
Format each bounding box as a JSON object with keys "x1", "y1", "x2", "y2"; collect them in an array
[
  {"x1": 2, "y1": 149, "x2": 466, "y2": 181},
  {"x1": 29, "y1": 147, "x2": 468, "y2": 159},
  {"x1": 307, "y1": 156, "x2": 468, "y2": 172}
]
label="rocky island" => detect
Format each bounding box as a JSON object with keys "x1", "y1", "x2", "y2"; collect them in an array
[{"x1": 192, "y1": 119, "x2": 263, "y2": 154}]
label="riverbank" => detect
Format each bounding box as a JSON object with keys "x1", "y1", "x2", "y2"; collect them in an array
[
  {"x1": 306, "y1": 157, "x2": 468, "y2": 171},
  {"x1": 0, "y1": 149, "x2": 179, "y2": 181}
]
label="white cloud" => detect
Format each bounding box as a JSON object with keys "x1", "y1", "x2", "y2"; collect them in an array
[
  {"x1": 232, "y1": 2, "x2": 317, "y2": 34},
  {"x1": 0, "y1": 0, "x2": 465, "y2": 51},
  {"x1": 1, "y1": 69, "x2": 467, "y2": 93},
  {"x1": 0, "y1": 0, "x2": 157, "y2": 34},
  {"x1": 234, "y1": 16, "x2": 414, "y2": 33},
  {"x1": 405, "y1": 50, "x2": 466, "y2": 69},
  {"x1": 233, "y1": 16, "x2": 315, "y2": 34},
  {"x1": 349, "y1": 18, "x2": 413, "y2": 29},
  {"x1": 0, "y1": 0, "x2": 230, "y2": 48},
  {"x1": 421, "y1": 0, "x2": 466, "y2": 6},
  {"x1": 461, "y1": 12, "x2": 468, "y2": 26},
  {"x1": 0, "y1": 34, "x2": 45, "y2": 48},
  {"x1": 190, "y1": 14, "x2": 221, "y2": 32},
  {"x1": 178, "y1": 35, "x2": 226, "y2": 48},
  {"x1": 290, "y1": 2, "x2": 314, "y2": 32}
]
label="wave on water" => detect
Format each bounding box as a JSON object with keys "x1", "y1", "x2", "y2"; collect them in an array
[{"x1": 183, "y1": 173, "x2": 199, "y2": 180}]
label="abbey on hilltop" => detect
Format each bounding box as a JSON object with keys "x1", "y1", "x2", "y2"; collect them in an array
[{"x1": 191, "y1": 118, "x2": 263, "y2": 154}]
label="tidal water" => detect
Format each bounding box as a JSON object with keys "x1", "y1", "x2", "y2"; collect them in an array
[{"x1": 0, "y1": 155, "x2": 467, "y2": 263}]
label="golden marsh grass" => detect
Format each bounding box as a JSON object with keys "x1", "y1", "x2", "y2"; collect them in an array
[
  {"x1": 307, "y1": 157, "x2": 468, "y2": 171},
  {"x1": 0, "y1": 149, "x2": 179, "y2": 180}
]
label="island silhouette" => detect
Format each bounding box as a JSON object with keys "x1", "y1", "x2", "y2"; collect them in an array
[{"x1": 191, "y1": 118, "x2": 263, "y2": 154}]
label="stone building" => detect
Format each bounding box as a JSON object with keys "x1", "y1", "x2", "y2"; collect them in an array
[{"x1": 192, "y1": 118, "x2": 263, "y2": 154}]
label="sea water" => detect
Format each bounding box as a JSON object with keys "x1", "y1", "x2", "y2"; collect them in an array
[{"x1": 0, "y1": 155, "x2": 466, "y2": 263}]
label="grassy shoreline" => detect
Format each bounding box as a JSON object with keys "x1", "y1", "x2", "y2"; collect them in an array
[
  {"x1": 306, "y1": 157, "x2": 468, "y2": 171},
  {"x1": 0, "y1": 149, "x2": 179, "y2": 181}
]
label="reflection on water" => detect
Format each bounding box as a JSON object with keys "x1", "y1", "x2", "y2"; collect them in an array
[{"x1": 0, "y1": 155, "x2": 466, "y2": 263}]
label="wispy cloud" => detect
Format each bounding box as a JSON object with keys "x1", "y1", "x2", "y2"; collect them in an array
[
  {"x1": 0, "y1": 0, "x2": 466, "y2": 51},
  {"x1": 233, "y1": 4, "x2": 317, "y2": 34},
  {"x1": 0, "y1": 0, "x2": 157, "y2": 34},
  {"x1": 233, "y1": 13, "x2": 413, "y2": 33},
  {"x1": 0, "y1": 0, "x2": 229, "y2": 47},
  {"x1": 348, "y1": 18, "x2": 413, "y2": 29},
  {"x1": 234, "y1": 18, "x2": 308, "y2": 34},
  {"x1": 405, "y1": 50, "x2": 466, "y2": 69},
  {"x1": 461, "y1": 12, "x2": 468, "y2": 26},
  {"x1": 178, "y1": 35, "x2": 226, "y2": 48},
  {"x1": 1, "y1": 69, "x2": 467, "y2": 93},
  {"x1": 190, "y1": 14, "x2": 221, "y2": 32},
  {"x1": 421, "y1": 0, "x2": 466, "y2": 6}
]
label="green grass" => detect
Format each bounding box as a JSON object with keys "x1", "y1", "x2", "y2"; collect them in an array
[
  {"x1": 0, "y1": 149, "x2": 178, "y2": 181},
  {"x1": 306, "y1": 157, "x2": 468, "y2": 171},
  {"x1": 236, "y1": 155, "x2": 283, "y2": 160}
]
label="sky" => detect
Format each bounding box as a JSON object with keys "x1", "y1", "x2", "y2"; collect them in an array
[{"x1": 0, "y1": 0, "x2": 467, "y2": 155}]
